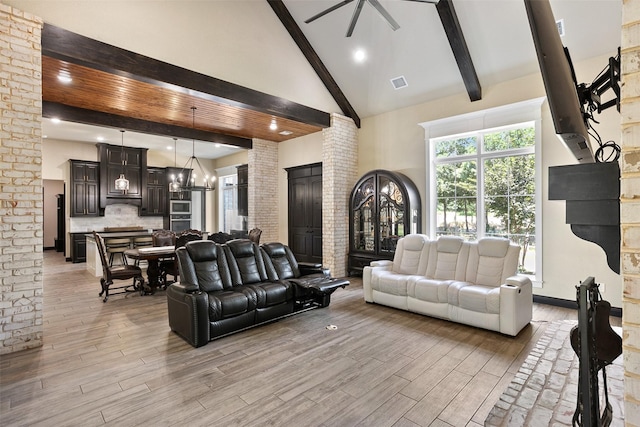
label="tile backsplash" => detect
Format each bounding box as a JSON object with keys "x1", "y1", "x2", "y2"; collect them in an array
[{"x1": 69, "y1": 204, "x2": 164, "y2": 232}]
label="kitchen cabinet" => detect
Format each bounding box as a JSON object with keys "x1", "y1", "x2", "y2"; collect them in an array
[
  {"x1": 70, "y1": 160, "x2": 100, "y2": 217},
  {"x1": 98, "y1": 143, "x2": 147, "y2": 208},
  {"x1": 237, "y1": 164, "x2": 248, "y2": 216},
  {"x1": 348, "y1": 169, "x2": 421, "y2": 275},
  {"x1": 70, "y1": 232, "x2": 87, "y2": 263},
  {"x1": 142, "y1": 167, "x2": 167, "y2": 216}
]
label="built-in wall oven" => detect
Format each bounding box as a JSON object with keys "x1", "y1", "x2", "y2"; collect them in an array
[{"x1": 170, "y1": 200, "x2": 192, "y2": 232}]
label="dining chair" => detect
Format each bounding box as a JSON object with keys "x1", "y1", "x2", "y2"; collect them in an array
[
  {"x1": 153, "y1": 230, "x2": 177, "y2": 286},
  {"x1": 132, "y1": 235, "x2": 154, "y2": 266},
  {"x1": 93, "y1": 232, "x2": 144, "y2": 302},
  {"x1": 104, "y1": 237, "x2": 131, "y2": 266}
]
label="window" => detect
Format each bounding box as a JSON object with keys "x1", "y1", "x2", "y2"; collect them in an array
[
  {"x1": 431, "y1": 123, "x2": 537, "y2": 275},
  {"x1": 218, "y1": 173, "x2": 244, "y2": 233}
]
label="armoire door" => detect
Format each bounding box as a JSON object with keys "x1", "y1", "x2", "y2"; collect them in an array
[{"x1": 287, "y1": 163, "x2": 322, "y2": 264}]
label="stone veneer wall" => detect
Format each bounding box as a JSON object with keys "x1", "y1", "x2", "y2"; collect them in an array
[
  {"x1": 622, "y1": 2, "x2": 640, "y2": 423},
  {"x1": 247, "y1": 139, "x2": 278, "y2": 244},
  {"x1": 0, "y1": 4, "x2": 44, "y2": 354},
  {"x1": 322, "y1": 113, "x2": 358, "y2": 277}
]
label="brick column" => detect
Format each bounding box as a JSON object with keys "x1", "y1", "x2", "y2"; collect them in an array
[
  {"x1": 322, "y1": 113, "x2": 358, "y2": 277},
  {"x1": 0, "y1": 4, "x2": 44, "y2": 354},
  {"x1": 247, "y1": 139, "x2": 278, "y2": 244},
  {"x1": 621, "y1": 3, "x2": 640, "y2": 423}
]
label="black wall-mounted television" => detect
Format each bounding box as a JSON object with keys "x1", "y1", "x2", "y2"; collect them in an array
[{"x1": 524, "y1": 0, "x2": 595, "y2": 164}]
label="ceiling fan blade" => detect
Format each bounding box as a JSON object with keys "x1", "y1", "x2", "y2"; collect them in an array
[
  {"x1": 305, "y1": 0, "x2": 355, "y2": 24},
  {"x1": 346, "y1": 0, "x2": 366, "y2": 37},
  {"x1": 401, "y1": 0, "x2": 440, "y2": 3},
  {"x1": 368, "y1": 0, "x2": 400, "y2": 31}
]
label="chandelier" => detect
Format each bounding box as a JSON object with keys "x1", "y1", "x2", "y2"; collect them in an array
[
  {"x1": 114, "y1": 130, "x2": 129, "y2": 192},
  {"x1": 172, "y1": 107, "x2": 216, "y2": 192}
]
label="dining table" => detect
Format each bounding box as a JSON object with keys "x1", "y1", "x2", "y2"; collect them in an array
[{"x1": 124, "y1": 246, "x2": 175, "y2": 294}]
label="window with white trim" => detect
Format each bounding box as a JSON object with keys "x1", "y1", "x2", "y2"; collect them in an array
[
  {"x1": 422, "y1": 99, "x2": 544, "y2": 282},
  {"x1": 431, "y1": 122, "x2": 537, "y2": 275},
  {"x1": 218, "y1": 173, "x2": 244, "y2": 233}
]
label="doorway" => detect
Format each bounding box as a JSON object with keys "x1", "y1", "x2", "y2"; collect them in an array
[
  {"x1": 43, "y1": 180, "x2": 65, "y2": 251},
  {"x1": 287, "y1": 163, "x2": 322, "y2": 264}
]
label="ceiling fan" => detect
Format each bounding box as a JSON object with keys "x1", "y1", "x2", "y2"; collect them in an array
[{"x1": 304, "y1": 0, "x2": 440, "y2": 37}]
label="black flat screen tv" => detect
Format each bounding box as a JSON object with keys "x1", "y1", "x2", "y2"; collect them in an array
[{"x1": 524, "y1": 0, "x2": 595, "y2": 163}]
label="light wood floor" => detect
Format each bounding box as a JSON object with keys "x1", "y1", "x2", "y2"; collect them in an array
[{"x1": 0, "y1": 251, "x2": 619, "y2": 427}]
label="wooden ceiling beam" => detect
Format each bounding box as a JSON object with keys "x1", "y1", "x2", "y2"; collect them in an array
[
  {"x1": 43, "y1": 101, "x2": 253, "y2": 149},
  {"x1": 436, "y1": 0, "x2": 482, "y2": 101},
  {"x1": 41, "y1": 23, "x2": 330, "y2": 129},
  {"x1": 267, "y1": 0, "x2": 361, "y2": 128}
]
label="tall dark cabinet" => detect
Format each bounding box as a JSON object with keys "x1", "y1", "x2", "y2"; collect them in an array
[
  {"x1": 70, "y1": 160, "x2": 100, "y2": 217},
  {"x1": 348, "y1": 169, "x2": 421, "y2": 275},
  {"x1": 287, "y1": 163, "x2": 322, "y2": 264},
  {"x1": 236, "y1": 164, "x2": 248, "y2": 217},
  {"x1": 141, "y1": 167, "x2": 167, "y2": 216}
]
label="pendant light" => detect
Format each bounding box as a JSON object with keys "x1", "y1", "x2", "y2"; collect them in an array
[
  {"x1": 176, "y1": 107, "x2": 216, "y2": 192},
  {"x1": 169, "y1": 137, "x2": 181, "y2": 193},
  {"x1": 114, "y1": 130, "x2": 129, "y2": 192}
]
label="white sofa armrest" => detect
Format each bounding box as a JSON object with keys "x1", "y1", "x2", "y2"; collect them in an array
[
  {"x1": 499, "y1": 275, "x2": 533, "y2": 336},
  {"x1": 370, "y1": 260, "x2": 393, "y2": 268},
  {"x1": 362, "y1": 261, "x2": 393, "y2": 302}
]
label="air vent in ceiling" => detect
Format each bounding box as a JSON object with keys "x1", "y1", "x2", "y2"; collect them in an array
[
  {"x1": 556, "y1": 19, "x2": 565, "y2": 37},
  {"x1": 390, "y1": 76, "x2": 408, "y2": 90}
]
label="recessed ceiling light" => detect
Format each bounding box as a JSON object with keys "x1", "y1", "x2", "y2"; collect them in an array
[
  {"x1": 215, "y1": 143, "x2": 221, "y2": 148},
  {"x1": 96, "y1": 136, "x2": 105, "y2": 142},
  {"x1": 42, "y1": 135, "x2": 48, "y2": 139},
  {"x1": 167, "y1": 145, "x2": 173, "y2": 150},
  {"x1": 279, "y1": 130, "x2": 293, "y2": 136},
  {"x1": 57, "y1": 71, "x2": 72, "y2": 84},
  {"x1": 354, "y1": 49, "x2": 366, "y2": 63},
  {"x1": 269, "y1": 119, "x2": 278, "y2": 131},
  {"x1": 51, "y1": 118, "x2": 61, "y2": 124}
]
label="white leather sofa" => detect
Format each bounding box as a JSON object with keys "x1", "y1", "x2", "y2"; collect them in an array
[{"x1": 363, "y1": 234, "x2": 532, "y2": 336}]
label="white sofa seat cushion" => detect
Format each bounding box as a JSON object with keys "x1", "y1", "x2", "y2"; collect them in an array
[
  {"x1": 372, "y1": 271, "x2": 416, "y2": 297},
  {"x1": 408, "y1": 277, "x2": 451, "y2": 303},
  {"x1": 458, "y1": 284, "x2": 501, "y2": 314}
]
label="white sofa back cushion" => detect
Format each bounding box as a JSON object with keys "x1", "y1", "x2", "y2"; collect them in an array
[
  {"x1": 466, "y1": 237, "x2": 520, "y2": 287},
  {"x1": 426, "y1": 236, "x2": 469, "y2": 281},
  {"x1": 392, "y1": 234, "x2": 430, "y2": 275}
]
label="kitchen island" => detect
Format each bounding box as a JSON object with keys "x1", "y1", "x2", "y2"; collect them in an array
[{"x1": 85, "y1": 230, "x2": 154, "y2": 277}]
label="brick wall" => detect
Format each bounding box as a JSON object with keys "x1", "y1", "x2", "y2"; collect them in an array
[
  {"x1": 322, "y1": 113, "x2": 358, "y2": 277},
  {"x1": 622, "y1": 1, "x2": 640, "y2": 423},
  {"x1": 0, "y1": 4, "x2": 44, "y2": 354},
  {"x1": 248, "y1": 139, "x2": 278, "y2": 244}
]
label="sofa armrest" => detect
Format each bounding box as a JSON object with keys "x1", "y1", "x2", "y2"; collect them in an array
[
  {"x1": 299, "y1": 262, "x2": 330, "y2": 277},
  {"x1": 170, "y1": 281, "x2": 200, "y2": 294},
  {"x1": 363, "y1": 262, "x2": 393, "y2": 302},
  {"x1": 166, "y1": 284, "x2": 210, "y2": 347},
  {"x1": 370, "y1": 260, "x2": 393, "y2": 268},
  {"x1": 499, "y1": 275, "x2": 533, "y2": 336}
]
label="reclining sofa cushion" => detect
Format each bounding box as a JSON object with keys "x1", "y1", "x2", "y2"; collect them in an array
[
  {"x1": 407, "y1": 236, "x2": 469, "y2": 318},
  {"x1": 448, "y1": 238, "x2": 517, "y2": 306},
  {"x1": 224, "y1": 239, "x2": 294, "y2": 321},
  {"x1": 181, "y1": 240, "x2": 231, "y2": 292},
  {"x1": 369, "y1": 234, "x2": 430, "y2": 309}
]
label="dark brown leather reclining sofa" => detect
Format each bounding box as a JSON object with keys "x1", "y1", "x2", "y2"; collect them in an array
[{"x1": 166, "y1": 239, "x2": 349, "y2": 347}]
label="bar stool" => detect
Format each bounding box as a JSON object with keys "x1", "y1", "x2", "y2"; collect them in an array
[
  {"x1": 132, "y1": 236, "x2": 154, "y2": 266},
  {"x1": 104, "y1": 238, "x2": 131, "y2": 266}
]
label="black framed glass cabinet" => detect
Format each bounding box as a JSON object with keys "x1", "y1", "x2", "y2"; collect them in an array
[{"x1": 348, "y1": 169, "x2": 421, "y2": 275}]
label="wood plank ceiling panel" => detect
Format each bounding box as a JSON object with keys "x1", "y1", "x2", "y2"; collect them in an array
[{"x1": 43, "y1": 57, "x2": 323, "y2": 144}]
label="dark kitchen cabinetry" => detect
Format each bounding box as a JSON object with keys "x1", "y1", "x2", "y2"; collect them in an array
[
  {"x1": 70, "y1": 233, "x2": 87, "y2": 263},
  {"x1": 348, "y1": 170, "x2": 421, "y2": 275},
  {"x1": 70, "y1": 160, "x2": 100, "y2": 217},
  {"x1": 142, "y1": 167, "x2": 167, "y2": 216},
  {"x1": 287, "y1": 163, "x2": 322, "y2": 264},
  {"x1": 98, "y1": 143, "x2": 147, "y2": 208},
  {"x1": 237, "y1": 164, "x2": 248, "y2": 216}
]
